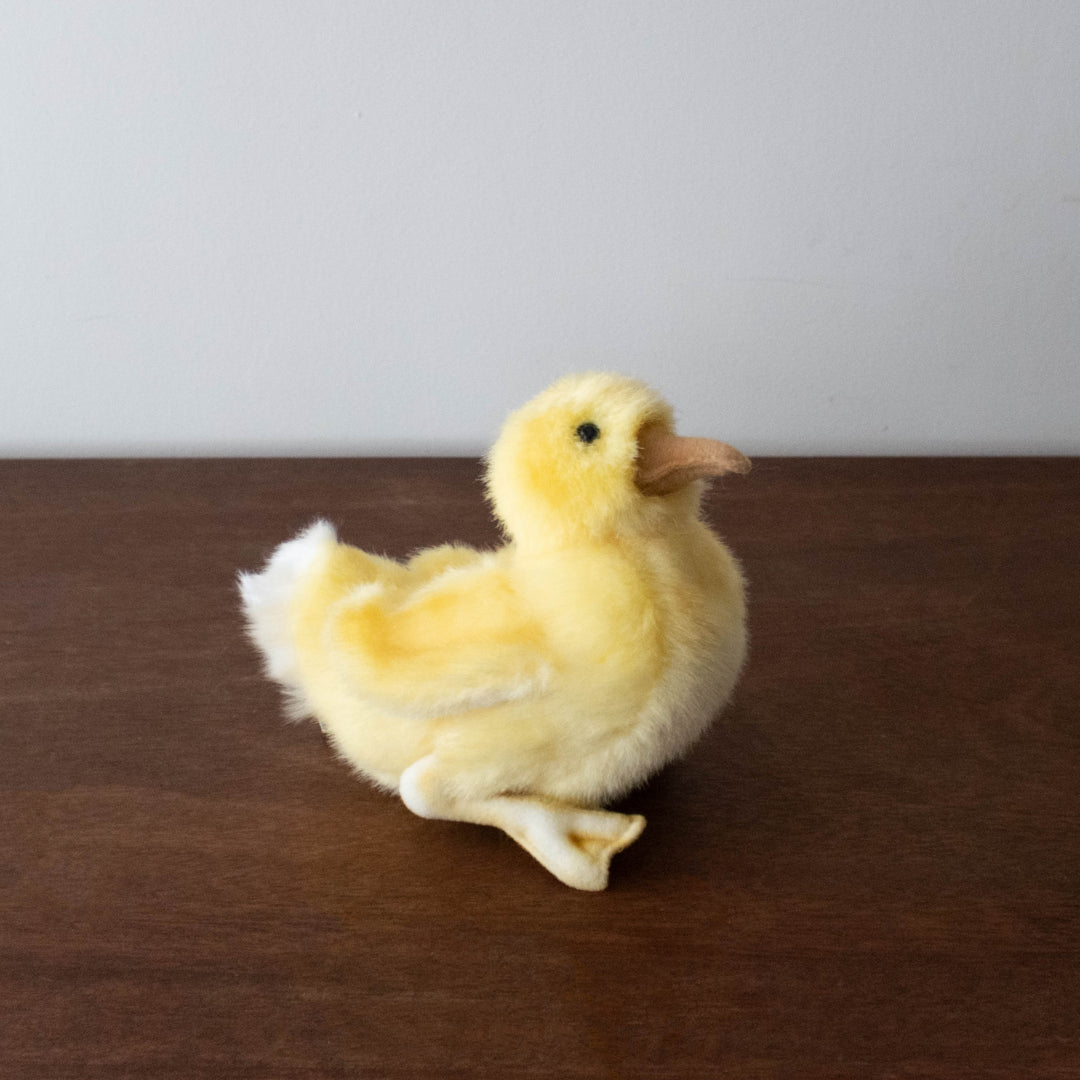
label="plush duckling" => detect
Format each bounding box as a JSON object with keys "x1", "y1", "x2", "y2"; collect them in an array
[{"x1": 239, "y1": 373, "x2": 750, "y2": 890}]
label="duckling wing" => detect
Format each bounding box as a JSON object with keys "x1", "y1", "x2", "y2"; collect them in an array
[{"x1": 326, "y1": 557, "x2": 552, "y2": 719}]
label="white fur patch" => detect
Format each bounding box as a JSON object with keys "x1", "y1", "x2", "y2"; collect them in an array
[
  {"x1": 398, "y1": 757, "x2": 437, "y2": 818},
  {"x1": 238, "y1": 519, "x2": 337, "y2": 689}
]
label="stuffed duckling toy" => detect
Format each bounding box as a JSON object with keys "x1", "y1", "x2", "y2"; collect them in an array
[{"x1": 239, "y1": 373, "x2": 750, "y2": 890}]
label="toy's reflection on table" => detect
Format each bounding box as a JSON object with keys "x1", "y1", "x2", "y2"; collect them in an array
[{"x1": 239, "y1": 373, "x2": 750, "y2": 890}]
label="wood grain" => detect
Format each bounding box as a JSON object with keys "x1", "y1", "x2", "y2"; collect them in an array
[{"x1": 1, "y1": 457, "x2": 1078, "y2": 1079}]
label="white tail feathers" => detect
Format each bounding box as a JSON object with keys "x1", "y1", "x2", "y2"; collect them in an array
[{"x1": 238, "y1": 520, "x2": 337, "y2": 704}]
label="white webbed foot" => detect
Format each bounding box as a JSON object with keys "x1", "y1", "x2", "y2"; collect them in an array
[{"x1": 400, "y1": 755, "x2": 645, "y2": 891}]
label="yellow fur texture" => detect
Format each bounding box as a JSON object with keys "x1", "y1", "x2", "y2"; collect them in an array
[{"x1": 239, "y1": 373, "x2": 748, "y2": 889}]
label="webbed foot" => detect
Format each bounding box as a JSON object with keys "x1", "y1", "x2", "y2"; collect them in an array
[{"x1": 400, "y1": 756, "x2": 645, "y2": 891}]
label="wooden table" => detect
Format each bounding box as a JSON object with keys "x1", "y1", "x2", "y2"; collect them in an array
[{"x1": 2, "y1": 458, "x2": 1078, "y2": 1079}]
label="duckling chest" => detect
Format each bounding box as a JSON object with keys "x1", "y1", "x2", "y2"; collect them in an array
[
  {"x1": 632, "y1": 532, "x2": 748, "y2": 757},
  {"x1": 514, "y1": 540, "x2": 745, "y2": 796}
]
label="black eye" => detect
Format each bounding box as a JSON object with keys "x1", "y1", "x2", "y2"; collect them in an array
[{"x1": 575, "y1": 422, "x2": 601, "y2": 444}]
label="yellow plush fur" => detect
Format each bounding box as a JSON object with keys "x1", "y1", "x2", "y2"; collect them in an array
[{"x1": 239, "y1": 373, "x2": 748, "y2": 889}]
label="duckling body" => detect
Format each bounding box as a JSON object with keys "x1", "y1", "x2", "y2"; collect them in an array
[{"x1": 240, "y1": 373, "x2": 749, "y2": 889}]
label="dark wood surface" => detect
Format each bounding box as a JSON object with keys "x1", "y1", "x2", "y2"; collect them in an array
[{"x1": 2, "y1": 457, "x2": 1078, "y2": 1079}]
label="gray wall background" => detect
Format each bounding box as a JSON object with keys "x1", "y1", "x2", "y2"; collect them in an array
[{"x1": 2, "y1": 2, "x2": 1078, "y2": 456}]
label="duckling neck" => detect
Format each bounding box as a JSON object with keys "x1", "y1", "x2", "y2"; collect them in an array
[{"x1": 505, "y1": 514, "x2": 709, "y2": 562}]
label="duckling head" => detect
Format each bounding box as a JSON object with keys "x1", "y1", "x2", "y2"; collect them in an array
[{"x1": 486, "y1": 372, "x2": 749, "y2": 549}]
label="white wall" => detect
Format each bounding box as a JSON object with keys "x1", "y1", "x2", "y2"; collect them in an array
[{"x1": 2, "y1": 1, "x2": 1078, "y2": 456}]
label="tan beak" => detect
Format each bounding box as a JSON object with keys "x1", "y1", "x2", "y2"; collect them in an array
[{"x1": 634, "y1": 424, "x2": 751, "y2": 496}]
